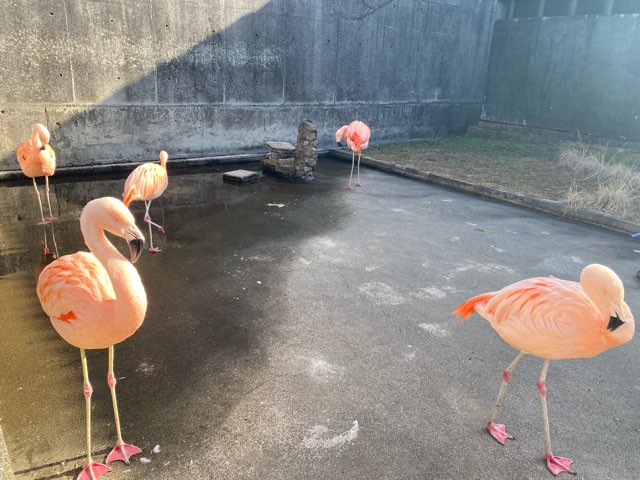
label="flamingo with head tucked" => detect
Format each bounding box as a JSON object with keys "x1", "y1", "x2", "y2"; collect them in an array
[
  {"x1": 123, "y1": 150, "x2": 169, "y2": 253},
  {"x1": 37, "y1": 197, "x2": 147, "y2": 480},
  {"x1": 453, "y1": 264, "x2": 635, "y2": 476},
  {"x1": 336, "y1": 121, "x2": 370, "y2": 189},
  {"x1": 16, "y1": 123, "x2": 57, "y2": 225}
]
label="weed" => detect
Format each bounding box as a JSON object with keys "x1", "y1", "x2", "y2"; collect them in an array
[{"x1": 559, "y1": 142, "x2": 640, "y2": 216}]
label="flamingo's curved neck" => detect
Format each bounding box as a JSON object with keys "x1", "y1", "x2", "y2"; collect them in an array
[
  {"x1": 31, "y1": 129, "x2": 43, "y2": 149},
  {"x1": 336, "y1": 126, "x2": 348, "y2": 143},
  {"x1": 582, "y1": 282, "x2": 609, "y2": 316},
  {"x1": 82, "y1": 224, "x2": 147, "y2": 325}
]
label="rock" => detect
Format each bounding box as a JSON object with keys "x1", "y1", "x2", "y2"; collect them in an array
[{"x1": 222, "y1": 169, "x2": 260, "y2": 184}]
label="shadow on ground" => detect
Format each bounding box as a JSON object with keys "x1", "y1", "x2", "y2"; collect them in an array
[
  {"x1": 0, "y1": 160, "x2": 348, "y2": 478},
  {"x1": 1, "y1": 158, "x2": 639, "y2": 479}
]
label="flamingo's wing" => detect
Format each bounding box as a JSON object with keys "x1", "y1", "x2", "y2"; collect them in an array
[
  {"x1": 335, "y1": 125, "x2": 349, "y2": 143},
  {"x1": 124, "y1": 163, "x2": 167, "y2": 202},
  {"x1": 346, "y1": 121, "x2": 371, "y2": 152},
  {"x1": 37, "y1": 251, "x2": 115, "y2": 322},
  {"x1": 16, "y1": 141, "x2": 56, "y2": 177},
  {"x1": 359, "y1": 123, "x2": 371, "y2": 147},
  {"x1": 484, "y1": 278, "x2": 589, "y2": 327},
  {"x1": 480, "y1": 277, "x2": 606, "y2": 358},
  {"x1": 40, "y1": 145, "x2": 56, "y2": 176},
  {"x1": 16, "y1": 140, "x2": 36, "y2": 177}
]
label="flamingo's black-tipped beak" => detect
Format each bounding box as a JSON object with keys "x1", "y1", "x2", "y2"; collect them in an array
[
  {"x1": 124, "y1": 227, "x2": 145, "y2": 263},
  {"x1": 607, "y1": 313, "x2": 625, "y2": 332}
]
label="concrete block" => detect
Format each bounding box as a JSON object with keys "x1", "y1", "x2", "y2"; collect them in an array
[
  {"x1": 484, "y1": 15, "x2": 640, "y2": 141},
  {"x1": 275, "y1": 164, "x2": 295, "y2": 175},
  {"x1": 154, "y1": 0, "x2": 225, "y2": 104},
  {"x1": 284, "y1": 0, "x2": 336, "y2": 18},
  {"x1": 223, "y1": 169, "x2": 260, "y2": 184},
  {"x1": 64, "y1": 1, "x2": 157, "y2": 104},
  {"x1": 0, "y1": 0, "x2": 497, "y2": 170},
  {"x1": 264, "y1": 141, "x2": 295, "y2": 152},
  {"x1": 282, "y1": 18, "x2": 338, "y2": 103},
  {"x1": 335, "y1": 14, "x2": 384, "y2": 102},
  {"x1": 224, "y1": 11, "x2": 286, "y2": 104},
  {"x1": 0, "y1": 0, "x2": 73, "y2": 104}
]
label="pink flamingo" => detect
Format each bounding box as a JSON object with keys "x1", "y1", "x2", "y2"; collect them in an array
[
  {"x1": 37, "y1": 197, "x2": 147, "y2": 480},
  {"x1": 336, "y1": 121, "x2": 371, "y2": 189},
  {"x1": 16, "y1": 123, "x2": 57, "y2": 225},
  {"x1": 16, "y1": 123, "x2": 59, "y2": 257},
  {"x1": 453, "y1": 264, "x2": 635, "y2": 476},
  {"x1": 123, "y1": 151, "x2": 169, "y2": 253}
]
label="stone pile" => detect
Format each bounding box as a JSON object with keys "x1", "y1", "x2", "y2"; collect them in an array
[
  {"x1": 294, "y1": 120, "x2": 317, "y2": 183},
  {"x1": 263, "y1": 120, "x2": 317, "y2": 183}
]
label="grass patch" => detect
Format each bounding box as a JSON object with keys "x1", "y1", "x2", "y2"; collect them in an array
[
  {"x1": 559, "y1": 142, "x2": 640, "y2": 216},
  {"x1": 358, "y1": 128, "x2": 640, "y2": 222},
  {"x1": 368, "y1": 135, "x2": 557, "y2": 160}
]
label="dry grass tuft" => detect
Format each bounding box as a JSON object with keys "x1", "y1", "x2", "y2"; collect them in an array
[{"x1": 559, "y1": 142, "x2": 640, "y2": 216}]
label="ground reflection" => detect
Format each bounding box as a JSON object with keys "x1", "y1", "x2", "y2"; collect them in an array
[{"x1": 0, "y1": 159, "x2": 348, "y2": 476}]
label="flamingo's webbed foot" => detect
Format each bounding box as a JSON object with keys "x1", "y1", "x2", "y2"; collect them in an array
[
  {"x1": 545, "y1": 453, "x2": 576, "y2": 476},
  {"x1": 37, "y1": 219, "x2": 51, "y2": 225},
  {"x1": 486, "y1": 421, "x2": 514, "y2": 445},
  {"x1": 77, "y1": 461, "x2": 110, "y2": 480},
  {"x1": 148, "y1": 247, "x2": 161, "y2": 254},
  {"x1": 45, "y1": 215, "x2": 57, "y2": 222},
  {"x1": 356, "y1": 183, "x2": 363, "y2": 187},
  {"x1": 345, "y1": 186, "x2": 353, "y2": 190},
  {"x1": 106, "y1": 442, "x2": 142, "y2": 465}
]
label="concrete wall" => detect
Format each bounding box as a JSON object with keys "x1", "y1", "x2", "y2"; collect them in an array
[
  {"x1": 482, "y1": 15, "x2": 640, "y2": 142},
  {"x1": 0, "y1": 0, "x2": 497, "y2": 171}
]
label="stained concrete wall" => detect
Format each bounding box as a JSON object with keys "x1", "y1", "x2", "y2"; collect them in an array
[
  {"x1": 482, "y1": 15, "x2": 640, "y2": 142},
  {"x1": 0, "y1": 0, "x2": 497, "y2": 171}
]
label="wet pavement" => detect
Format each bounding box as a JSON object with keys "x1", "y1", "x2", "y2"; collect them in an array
[{"x1": 1, "y1": 157, "x2": 639, "y2": 480}]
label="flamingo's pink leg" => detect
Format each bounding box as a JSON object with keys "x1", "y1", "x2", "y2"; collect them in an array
[
  {"x1": 346, "y1": 150, "x2": 355, "y2": 189},
  {"x1": 356, "y1": 150, "x2": 363, "y2": 187},
  {"x1": 144, "y1": 201, "x2": 163, "y2": 253},
  {"x1": 486, "y1": 351, "x2": 526, "y2": 445},
  {"x1": 44, "y1": 175, "x2": 57, "y2": 222},
  {"x1": 78, "y1": 349, "x2": 110, "y2": 479},
  {"x1": 48, "y1": 217, "x2": 59, "y2": 259},
  {"x1": 106, "y1": 346, "x2": 142, "y2": 464},
  {"x1": 32, "y1": 178, "x2": 50, "y2": 229},
  {"x1": 538, "y1": 360, "x2": 576, "y2": 476}
]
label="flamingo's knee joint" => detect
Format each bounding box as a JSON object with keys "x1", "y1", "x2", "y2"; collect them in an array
[
  {"x1": 107, "y1": 372, "x2": 117, "y2": 389},
  {"x1": 83, "y1": 382, "x2": 93, "y2": 398},
  {"x1": 537, "y1": 380, "x2": 547, "y2": 397},
  {"x1": 502, "y1": 370, "x2": 512, "y2": 382}
]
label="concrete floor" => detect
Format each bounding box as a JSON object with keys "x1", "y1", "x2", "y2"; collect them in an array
[{"x1": 1, "y1": 158, "x2": 639, "y2": 480}]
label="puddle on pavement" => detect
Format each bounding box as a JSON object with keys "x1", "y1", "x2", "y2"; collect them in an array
[{"x1": 0, "y1": 158, "x2": 349, "y2": 477}]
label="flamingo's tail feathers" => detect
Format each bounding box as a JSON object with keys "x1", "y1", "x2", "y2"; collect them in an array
[
  {"x1": 452, "y1": 292, "x2": 494, "y2": 321},
  {"x1": 123, "y1": 185, "x2": 136, "y2": 207}
]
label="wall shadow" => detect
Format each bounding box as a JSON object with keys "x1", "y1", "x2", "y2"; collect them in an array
[{"x1": 0, "y1": 0, "x2": 497, "y2": 171}]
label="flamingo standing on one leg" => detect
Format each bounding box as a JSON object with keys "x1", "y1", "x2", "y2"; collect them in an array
[
  {"x1": 336, "y1": 121, "x2": 371, "y2": 189},
  {"x1": 16, "y1": 123, "x2": 57, "y2": 225},
  {"x1": 453, "y1": 264, "x2": 635, "y2": 476},
  {"x1": 37, "y1": 197, "x2": 147, "y2": 480},
  {"x1": 123, "y1": 151, "x2": 169, "y2": 253}
]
